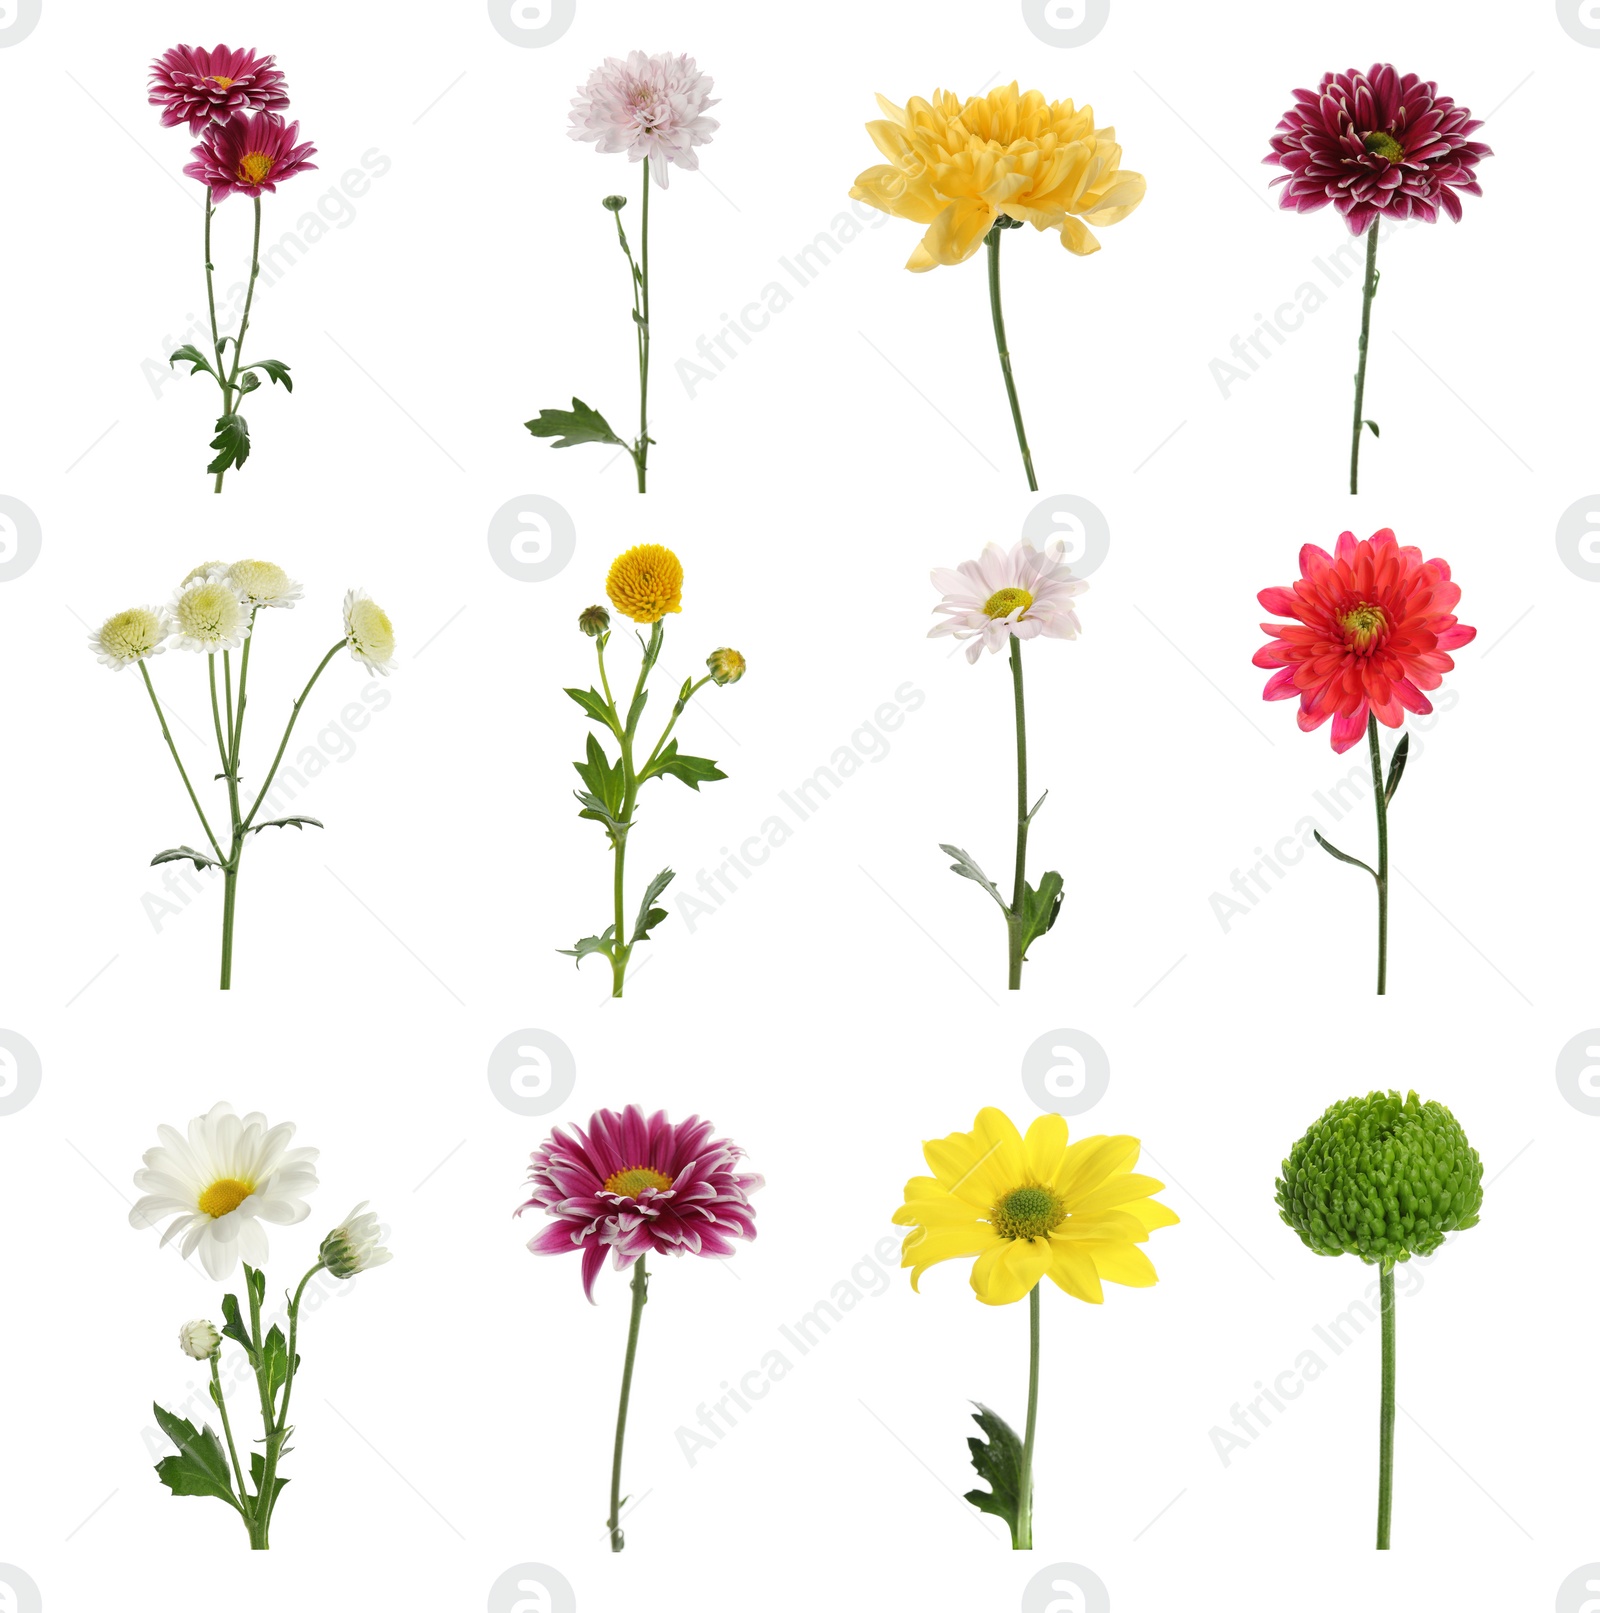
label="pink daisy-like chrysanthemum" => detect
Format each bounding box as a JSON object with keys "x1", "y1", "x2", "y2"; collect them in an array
[
  {"x1": 184, "y1": 111, "x2": 317, "y2": 203},
  {"x1": 567, "y1": 51, "x2": 719, "y2": 189},
  {"x1": 1264, "y1": 64, "x2": 1491, "y2": 235},
  {"x1": 149, "y1": 44, "x2": 289, "y2": 134},
  {"x1": 1254, "y1": 529, "x2": 1476, "y2": 753},
  {"x1": 930, "y1": 539, "x2": 1087, "y2": 664},
  {"x1": 520, "y1": 1105, "x2": 762, "y2": 1302}
]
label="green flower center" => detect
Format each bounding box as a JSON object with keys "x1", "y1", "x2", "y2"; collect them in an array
[
  {"x1": 983, "y1": 586, "x2": 1034, "y2": 620},
  {"x1": 1363, "y1": 130, "x2": 1405, "y2": 163},
  {"x1": 991, "y1": 1184, "x2": 1067, "y2": 1241},
  {"x1": 1340, "y1": 603, "x2": 1388, "y2": 650}
]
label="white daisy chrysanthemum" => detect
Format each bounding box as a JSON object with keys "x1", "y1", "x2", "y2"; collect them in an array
[
  {"x1": 928, "y1": 538, "x2": 1087, "y2": 664},
  {"x1": 343, "y1": 589, "x2": 396, "y2": 675},
  {"x1": 180, "y1": 561, "x2": 228, "y2": 587},
  {"x1": 178, "y1": 1318, "x2": 222, "y2": 1360},
  {"x1": 166, "y1": 574, "x2": 252, "y2": 654},
  {"x1": 228, "y1": 559, "x2": 303, "y2": 610},
  {"x1": 129, "y1": 1101, "x2": 320, "y2": 1280},
  {"x1": 320, "y1": 1202, "x2": 393, "y2": 1278},
  {"x1": 89, "y1": 606, "x2": 167, "y2": 670}
]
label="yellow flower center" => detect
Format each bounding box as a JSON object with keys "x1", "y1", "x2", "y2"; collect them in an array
[
  {"x1": 198, "y1": 1177, "x2": 254, "y2": 1218},
  {"x1": 605, "y1": 543, "x2": 684, "y2": 624},
  {"x1": 603, "y1": 1166, "x2": 674, "y2": 1199},
  {"x1": 208, "y1": 75, "x2": 236, "y2": 89},
  {"x1": 237, "y1": 151, "x2": 275, "y2": 185},
  {"x1": 983, "y1": 587, "x2": 1034, "y2": 619},
  {"x1": 991, "y1": 1184, "x2": 1067, "y2": 1241},
  {"x1": 1363, "y1": 130, "x2": 1405, "y2": 163},
  {"x1": 1341, "y1": 603, "x2": 1387, "y2": 649}
]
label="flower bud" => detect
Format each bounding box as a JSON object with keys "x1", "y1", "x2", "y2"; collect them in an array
[
  {"x1": 706, "y1": 647, "x2": 746, "y2": 686},
  {"x1": 602, "y1": 195, "x2": 628, "y2": 212},
  {"x1": 179, "y1": 1319, "x2": 222, "y2": 1360},
  {"x1": 320, "y1": 1202, "x2": 393, "y2": 1279},
  {"x1": 578, "y1": 605, "x2": 611, "y2": 638}
]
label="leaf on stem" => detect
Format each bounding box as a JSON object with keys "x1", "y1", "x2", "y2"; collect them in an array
[
  {"x1": 1384, "y1": 732, "x2": 1410, "y2": 805},
  {"x1": 1016, "y1": 870, "x2": 1064, "y2": 959},
  {"x1": 169, "y1": 344, "x2": 219, "y2": 381},
  {"x1": 261, "y1": 1324, "x2": 296, "y2": 1412},
  {"x1": 1313, "y1": 830, "x2": 1377, "y2": 879},
  {"x1": 220, "y1": 1292, "x2": 256, "y2": 1363},
  {"x1": 963, "y1": 1402, "x2": 1028, "y2": 1547},
  {"x1": 525, "y1": 398, "x2": 626, "y2": 449},
  {"x1": 245, "y1": 359, "x2": 293, "y2": 392},
  {"x1": 641, "y1": 739, "x2": 725, "y2": 790},
  {"x1": 939, "y1": 844, "x2": 1009, "y2": 914},
  {"x1": 248, "y1": 815, "x2": 324, "y2": 835},
  {"x1": 1024, "y1": 790, "x2": 1049, "y2": 828},
  {"x1": 1365, "y1": 420, "x2": 1381, "y2": 438},
  {"x1": 558, "y1": 925, "x2": 616, "y2": 966},
  {"x1": 207, "y1": 413, "x2": 251, "y2": 476},
  {"x1": 152, "y1": 845, "x2": 222, "y2": 871},
  {"x1": 574, "y1": 734, "x2": 628, "y2": 826},
  {"x1": 152, "y1": 1404, "x2": 241, "y2": 1510},
  {"x1": 249, "y1": 1450, "x2": 289, "y2": 1512},
  {"x1": 565, "y1": 686, "x2": 618, "y2": 730},
  {"x1": 632, "y1": 868, "x2": 675, "y2": 943}
]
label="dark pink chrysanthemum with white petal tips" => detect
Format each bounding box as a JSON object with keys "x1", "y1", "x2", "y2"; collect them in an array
[
  {"x1": 149, "y1": 44, "x2": 289, "y2": 134},
  {"x1": 1264, "y1": 64, "x2": 1491, "y2": 234},
  {"x1": 183, "y1": 112, "x2": 318, "y2": 202},
  {"x1": 519, "y1": 1105, "x2": 762, "y2": 1301}
]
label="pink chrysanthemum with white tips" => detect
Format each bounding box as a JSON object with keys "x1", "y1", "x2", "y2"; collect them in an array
[
  {"x1": 930, "y1": 539, "x2": 1087, "y2": 664},
  {"x1": 567, "y1": 51, "x2": 719, "y2": 188},
  {"x1": 149, "y1": 43, "x2": 289, "y2": 133}
]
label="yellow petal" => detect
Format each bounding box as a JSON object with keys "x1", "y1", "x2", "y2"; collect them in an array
[
  {"x1": 1056, "y1": 1134, "x2": 1139, "y2": 1199},
  {"x1": 851, "y1": 165, "x2": 942, "y2": 224},
  {"x1": 1046, "y1": 1243, "x2": 1104, "y2": 1303},
  {"x1": 1070, "y1": 1172, "x2": 1169, "y2": 1215},
  {"x1": 973, "y1": 1237, "x2": 1052, "y2": 1305},
  {"x1": 896, "y1": 1194, "x2": 988, "y2": 1229},
  {"x1": 1087, "y1": 1239, "x2": 1160, "y2": 1288},
  {"x1": 915, "y1": 198, "x2": 994, "y2": 269},
  {"x1": 1059, "y1": 216, "x2": 1101, "y2": 256},
  {"x1": 903, "y1": 1224, "x2": 997, "y2": 1291},
  {"x1": 1081, "y1": 170, "x2": 1146, "y2": 224},
  {"x1": 1024, "y1": 1113, "x2": 1069, "y2": 1184}
]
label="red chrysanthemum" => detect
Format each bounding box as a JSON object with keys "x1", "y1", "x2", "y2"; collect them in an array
[
  {"x1": 149, "y1": 44, "x2": 289, "y2": 134},
  {"x1": 519, "y1": 1105, "x2": 762, "y2": 1302},
  {"x1": 1254, "y1": 530, "x2": 1475, "y2": 753},
  {"x1": 183, "y1": 111, "x2": 318, "y2": 202},
  {"x1": 1264, "y1": 64, "x2": 1491, "y2": 235}
]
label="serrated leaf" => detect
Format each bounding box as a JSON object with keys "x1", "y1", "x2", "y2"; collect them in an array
[
  {"x1": 565, "y1": 686, "x2": 618, "y2": 730},
  {"x1": 220, "y1": 1291, "x2": 255, "y2": 1361},
  {"x1": 558, "y1": 925, "x2": 616, "y2": 966},
  {"x1": 206, "y1": 413, "x2": 250, "y2": 476},
  {"x1": 643, "y1": 739, "x2": 726, "y2": 790},
  {"x1": 169, "y1": 343, "x2": 218, "y2": 380},
  {"x1": 1384, "y1": 732, "x2": 1409, "y2": 805},
  {"x1": 632, "y1": 867, "x2": 675, "y2": 943},
  {"x1": 248, "y1": 815, "x2": 324, "y2": 835},
  {"x1": 525, "y1": 397, "x2": 625, "y2": 450},
  {"x1": 261, "y1": 1324, "x2": 296, "y2": 1412},
  {"x1": 1016, "y1": 870, "x2": 1064, "y2": 959},
  {"x1": 1365, "y1": 419, "x2": 1381, "y2": 439},
  {"x1": 245, "y1": 358, "x2": 293, "y2": 392},
  {"x1": 573, "y1": 790, "x2": 628, "y2": 836},
  {"x1": 151, "y1": 845, "x2": 221, "y2": 871},
  {"x1": 152, "y1": 1404, "x2": 241, "y2": 1511},
  {"x1": 1313, "y1": 830, "x2": 1377, "y2": 879},
  {"x1": 963, "y1": 1402, "x2": 1028, "y2": 1547},
  {"x1": 939, "y1": 844, "x2": 1009, "y2": 914},
  {"x1": 574, "y1": 733, "x2": 627, "y2": 824},
  {"x1": 249, "y1": 1450, "x2": 289, "y2": 1513}
]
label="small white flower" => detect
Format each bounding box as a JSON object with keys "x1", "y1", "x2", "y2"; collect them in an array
[
  {"x1": 129, "y1": 1101, "x2": 320, "y2": 1280},
  {"x1": 166, "y1": 575, "x2": 252, "y2": 654},
  {"x1": 228, "y1": 560, "x2": 303, "y2": 610},
  {"x1": 929, "y1": 538, "x2": 1087, "y2": 664},
  {"x1": 179, "y1": 1319, "x2": 222, "y2": 1360},
  {"x1": 89, "y1": 606, "x2": 167, "y2": 670},
  {"x1": 180, "y1": 561, "x2": 229, "y2": 588},
  {"x1": 320, "y1": 1202, "x2": 392, "y2": 1278},
  {"x1": 343, "y1": 589, "x2": 396, "y2": 676}
]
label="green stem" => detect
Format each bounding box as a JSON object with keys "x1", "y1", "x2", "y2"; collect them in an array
[
  {"x1": 231, "y1": 614, "x2": 256, "y2": 771},
  {"x1": 1367, "y1": 714, "x2": 1389, "y2": 994},
  {"x1": 636, "y1": 163, "x2": 651, "y2": 493},
  {"x1": 1350, "y1": 221, "x2": 1379, "y2": 495},
  {"x1": 240, "y1": 642, "x2": 344, "y2": 832},
  {"x1": 215, "y1": 196, "x2": 262, "y2": 494},
  {"x1": 608, "y1": 1256, "x2": 650, "y2": 1551},
  {"x1": 639, "y1": 675, "x2": 712, "y2": 777},
  {"x1": 987, "y1": 225, "x2": 1037, "y2": 492},
  {"x1": 203, "y1": 188, "x2": 228, "y2": 409},
  {"x1": 137, "y1": 663, "x2": 223, "y2": 861},
  {"x1": 253, "y1": 1264, "x2": 322, "y2": 1546},
  {"x1": 209, "y1": 1355, "x2": 251, "y2": 1528},
  {"x1": 1377, "y1": 1263, "x2": 1395, "y2": 1549},
  {"x1": 607, "y1": 623, "x2": 662, "y2": 997},
  {"x1": 211, "y1": 653, "x2": 245, "y2": 992},
  {"x1": 1006, "y1": 636, "x2": 1029, "y2": 991},
  {"x1": 1015, "y1": 1283, "x2": 1040, "y2": 1550}
]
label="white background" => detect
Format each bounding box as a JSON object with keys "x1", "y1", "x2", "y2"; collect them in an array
[{"x1": 1, "y1": 1, "x2": 1597, "y2": 1609}]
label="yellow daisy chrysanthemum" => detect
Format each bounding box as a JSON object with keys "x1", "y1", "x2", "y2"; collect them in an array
[
  {"x1": 893, "y1": 1108, "x2": 1178, "y2": 1306},
  {"x1": 605, "y1": 544, "x2": 683, "y2": 624},
  {"x1": 851, "y1": 83, "x2": 1145, "y2": 271}
]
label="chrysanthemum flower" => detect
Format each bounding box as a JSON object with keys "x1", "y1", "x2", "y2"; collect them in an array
[
  {"x1": 184, "y1": 111, "x2": 317, "y2": 202},
  {"x1": 343, "y1": 589, "x2": 396, "y2": 675},
  {"x1": 520, "y1": 1104, "x2": 762, "y2": 1302},
  {"x1": 90, "y1": 606, "x2": 167, "y2": 670},
  {"x1": 129, "y1": 1101, "x2": 320, "y2": 1280},
  {"x1": 929, "y1": 538, "x2": 1086, "y2": 663},
  {"x1": 148, "y1": 44, "x2": 289, "y2": 134},
  {"x1": 320, "y1": 1202, "x2": 392, "y2": 1278},
  {"x1": 706, "y1": 647, "x2": 745, "y2": 685},
  {"x1": 893, "y1": 1108, "x2": 1177, "y2": 1306},
  {"x1": 180, "y1": 561, "x2": 227, "y2": 587},
  {"x1": 1254, "y1": 529, "x2": 1475, "y2": 753},
  {"x1": 1264, "y1": 65, "x2": 1491, "y2": 233},
  {"x1": 228, "y1": 559, "x2": 302, "y2": 609},
  {"x1": 606, "y1": 544, "x2": 683, "y2": 624},
  {"x1": 568, "y1": 51, "x2": 719, "y2": 189},
  {"x1": 851, "y1": 84, "x2": 1145, "y2": 269},
  {"x1": 178, "y1": 1318, "x2": 222, "y2": 1359},
  {"x1": 166, "y1": 575, "x2": 251, "y2": 654}
]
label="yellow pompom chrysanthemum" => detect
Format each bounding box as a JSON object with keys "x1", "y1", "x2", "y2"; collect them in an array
[
  {"x1": 606, "y1": 543, "x2": 683, "y2": 624},
  {"x1": 851, "y1": 84, "x2": 1145, "y2": 271},
  {"x1": 894, "y1": 1107, "x2": 1177, "y2": 1305}
]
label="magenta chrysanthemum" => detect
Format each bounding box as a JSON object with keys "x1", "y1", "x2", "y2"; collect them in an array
[
  {"x1": 567, "y1": 51, "x2": 719, "y2": 189},
  {"x1": 184, "y1": 111, "x2": 318, "y2": 202},
  {"x1": 1264, "y1": 64, "x2": 1491, "y2": 234},
  {"x1": 149, "y1": 44, "x2": 289, "y2": 134},
  {"x1": 520, "y1": 1105, "x2": 761, "y2": 1302}
]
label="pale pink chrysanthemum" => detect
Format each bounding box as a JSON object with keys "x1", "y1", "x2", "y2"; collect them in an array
[
  {"x1": 930, "y1": 539, "x2": 1087, "y2": 664},
  {"x1": 567, "y1": 51, "x2": 719, "y2": 189}
]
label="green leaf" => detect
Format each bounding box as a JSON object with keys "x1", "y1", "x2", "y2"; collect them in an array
[
  {"x1": 206, "y1": 413, "x2": 251, "y2": 476},
  {"x1": 632, "y1": 868, "x2": 675, "y2": 943},
  {"x1": 1365, "y1": 419, "x2": 1381, "y2": 438},
  {"x1": 151, "y1": 845, "x2": 221, "y2": 871},
  {"x1": 574, "y1": 733, "x2": 628, "y2": 828},
  {"x1": 247, "y1": 1265, "x2": 266, "y2": 1308},
  {"x1": 248, "y1": 815, "x2": 324, "y2": 835},
  {"x1": 261, "y1": 1324, "x2": 295, "y2": 1412},
  {"x1": 169, "y1": 343, "x2": 218, "y2": 381},
  {"x1": 558, "y1": 925, "x2": 616, "y2": 966},
  {"x1": 1024, "y1": 790, "x2": 1049, "y2": 828},
  {"x1": 963, "y1": 1402, "x2": 1028, "y2": 1546},
  {"x1": 624, "y1": 686, "x2": 649, "y2": 735},
  {"x1": 249, "y1": 1450, "x2": 289, "y2": 1513},
  {"x1": 939, "y1": 844, "x2": 1009, "y2": 914},
  {"x1": 1384, "y1": 732, "x2": 1410, "y2": 806},
  {"x1": 638, "y1": 620, "x2": 665, "y2": 681},
  {"x1": 219, "y1": 1292, "x2": 255, "y2": 1361},
  {"x1": 1313, "y1": 830, "x2": 1377, "y2": 879},
  {"x1": 152, "y1": 1404, "x2": 241, "y2": 1511},
  {"x1": 573, "y1": 790, "x2": 627, "y2": 836},
  {"x1": 245, "y1": 358, "x2": 294, "y2": 392},
  {"x1": 525, "y1": 397, "x2": 625, "y2": 450},
  {"x1": 642, "y1": 739, "x2": 726, "y2": 790},
  {"x1": 565, "y1": 686, "x2": 618, "y2": 731},
  {"x1": 1015, "y1": 870, "x2": 1064, "y2": 960}
]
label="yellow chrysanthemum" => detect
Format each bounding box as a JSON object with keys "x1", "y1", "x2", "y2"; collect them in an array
[
  {"x1": 850, "y1": 83, "x2": 1146, "y2": 271},
  {"x1": 606, "y1": 544, "x2": 683, "y2": 624},
  {"x1": 893, "y1": 1107, "x2": 1178, "y2": 1305}
]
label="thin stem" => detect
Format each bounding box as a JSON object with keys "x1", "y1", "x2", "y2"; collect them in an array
[
  {"x1": 1007, "y1": 637, "x2": 1029, "y2": 991},
  {"x1": 209, "y1": 1354, "x2": 252, "y2": 1525},
  {"x1": 211, "y1": 650, "x2": 245, "y2": 993},
  {"x1": 1015, "y1": 1283, "x2": 1040, "y2": 1550},
  {"x1": 636, "y1": 162, "x2": 651, "y2": 493},
  {"x1": 607, "y1": 622, "x2": 662, "y2": 997},
  {"x1": 215, "y1": 196, "x2": 262, "y2": 494},
  {"x1": 639, "y1": 675, "x2": 712, "y2": 776},
  {"x1": 222, "y1": 650, "x2": 236, "y2": 757},
  {"x1": 203, "y1": 188, "x2": 228, "y2": 412},
  {"x1": 138, "y1": 663, "x2": 223, "y2": 860},
  {"x1": 608, "y1": 1255, "x2": 650, "y2": 1551},
  {"x1": 255, "y1": 1263, "x2": 323, "y2": 1542},
  {"x1": 241, "y1": 642, "x2": 345, "y2": 832},
  {"x1": 987, "y1": 225, "x2": 1037, "y2": 492},
  {"x1": 1367, "y1": 714, "x2": 1389, "y2": 994},
  {"x1": 1350, "y1": 221, "x2": 1379, "y2": 495},
  {"x1": 1377, "y1": 1263, "x2": 1396, "y2": 1549},
  {"x1": 231, "y1": 614, "x2": 256, "y2": 771},
  {"x1": 207, "y1": 655, "x2": 231, "y2": 774}
]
